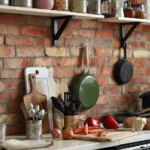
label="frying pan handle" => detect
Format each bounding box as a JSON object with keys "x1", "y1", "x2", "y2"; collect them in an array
[
  {"x1": 123, "y1": 43, "x2": 127, "y2": 59},
  {"x1": 84, "y1": 44, "x2": 89, "y2": 66},
  {"x1": 29, "y1": 74, "x2": 37, "y2": 93}
]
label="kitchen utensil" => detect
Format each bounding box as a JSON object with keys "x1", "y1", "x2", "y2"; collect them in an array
[
  {"x1": 25, "y1": 67, "x2": 53, "y2": 130},
  {"x1": 11, "y1": 0, "x2": 33, "y2": 7},
  {"x1": 39, "y1": 109, "x2": 45, "y2": 118},
  {"x1": 73, "y1": 131, "x2": 137, "y2": 142},
  {"x1": 23, "y1": 73, "x2": 50, "y2": 133},
  {"x1": 33, "y1": 0, "x2": 54, "y2": 9},
  {"x1": 0, "y1": 120, "x2": 6, "y2": 143},
  {"x1": 0, "y1": 0, "x2": 10, "y2": 5},
  {"x1": 113, "y1": 47, "x2": 133, "y2": 85},
  {"x1": 139, "y1": 92, "x2": 150, "y2": 109},
  {"x1": 20, "y1": 103, "x2": 31, "y2": 120},
  {"x1": 70, "y1": 44, "x2": 99, "y2": 110}
]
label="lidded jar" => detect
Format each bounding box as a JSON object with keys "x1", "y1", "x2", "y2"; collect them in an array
[
  {"x1": 33, "y1": 0, "x2": 54, "y2": 9},
  {"x1": 54, "y1": 0, "x2": 68, "y2": 11},
  {"x1": 87, "y1": 0, "x2": 101, "y2": 15},
  {"x1": 70, "y1": 0, "x2": 87, "y2": 13}
]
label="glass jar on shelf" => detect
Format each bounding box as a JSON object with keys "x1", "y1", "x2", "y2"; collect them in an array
[
  {"x1": 54, "y1": 0, "x2": 68, "y2": 11},
  {"x1": 101, "y1": 0, "x2": 116, "y2": 17},
  {"x1": 87, "y1": 0, "x2": 101, "y2": 15},
  {"x1": 70, "y1": 0, "x2": 87, "y2": 13},
  {"x1": 145, "y1": 0, "x2": 150, "y2": 19}
]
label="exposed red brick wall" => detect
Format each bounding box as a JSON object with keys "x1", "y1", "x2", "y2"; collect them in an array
[{"x1": 0, "y1": 13, "x2": 149, "y2": 135}]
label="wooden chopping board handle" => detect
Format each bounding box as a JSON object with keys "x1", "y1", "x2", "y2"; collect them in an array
[{"x1": 29, "y1": 74, "x2": 37, "y2": 93}]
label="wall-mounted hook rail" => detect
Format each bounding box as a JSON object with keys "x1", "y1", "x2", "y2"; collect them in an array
[
  {"x1": 120, "y1": 22, "x2": 140, "y2": 52},
  {"x1": 52, "y1": 16, "x2": 73, "y2": 45}
]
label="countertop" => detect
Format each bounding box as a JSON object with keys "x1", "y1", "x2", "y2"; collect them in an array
[{"x1": 5, "y1": 131, "x2": 150, "y2": 150}]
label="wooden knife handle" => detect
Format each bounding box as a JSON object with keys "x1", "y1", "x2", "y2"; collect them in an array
[{"x1": 84, "y1": 44, "x2": 89, "y2": 66}]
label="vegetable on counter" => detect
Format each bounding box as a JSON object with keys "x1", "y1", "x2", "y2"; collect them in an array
[
  {"x1": 62, "y1": 128, "x2": 74, "y2": 140},
  {"x1": 84, "y1": 117, "x2": 100, "y2": 127},
  {"x1": 102, "y1": 115, "x2": 118, "y2": 129},
  {"x1": 51, "y1": 128, "x2": 62, "y2": 138}
]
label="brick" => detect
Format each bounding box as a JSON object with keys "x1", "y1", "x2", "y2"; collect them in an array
[
  {"x1": 96, "y1": 95, "x2": 109, "y2": 105},
  {"x1": 21, "y1": 26, "x2": 47, "y2": 37},
  {"x1": 7, "y1": 125, "x2": 25, "y2": 135},
  {"x1": 134, "y1": 50, "x2": 150, "y2": 58},
  {"x1": 8, "y1": 102, "x2": 22, "y2": 113},
  {"x1": 148, "y1": 76, "x2": 150, "y2": 83},
  {"x1": 113, "y1": 48, "x2": 132, "y2": 58},
  {"x1": 96, "y1": 30, "x2": 114, "y2": 38},
  {"x1": 135, "y1": 68, "x2": 145, "y2": 75},
  {"x1": 97, "y1": 68, "x2": 112, "y2": 76},
  {"x1": 70, "y1": 47, "x2": 81, "y2": 56},
  {"x1": 131, "y1": 76, "x2": 147, "y2": 84},
  {"x1": 108, "y1": 76, "x2": 117, "y2": 85},
  {"x1": 131, "y1": 59, "x2": 145, "y2": 67},
  {"x1": 4, "y1": 80, "x2": 24, "y2": 91},
  {"x1": 67, "y1": 20, "x2": 80, "y2": 28},
  {"x1": 102, "y1": 23, "x2": 119, "y2": 29},
  {"x1": 33, "y1": 58, "x2": 58, "y2": 67},
  {"x1": 0, "y1": 103, "x2": 6, "y2": 113},
  {"x1": 0, "y1": 81, "x2": 3, "y2": 91},
  {"x1": 103, "y1": 86, "x2": 121, "y2": 94},
  {"x1": 7, "y1": 25, "x2": 20, "y2": 35},
  {"x1": 129, "y1": 41, "x2": 146, "y2": 49},
  {"x1": 0, "y1": 24, "x2": 8, "y2": 34},
  {"x1": 81, "y1": 20, "x2": 101, "y2": 29},
  {"x1": 134, "y1": 32, "x2": 143, "y2": 40},
  {"x1": 46, "y1": 47, "x2": 69, "y2": 57},
  {"x1": 10, "y1": 91, "x2": 24, "y2": 101},
  {"x1": 35, "y1": 38, "x2": 52, "y2": 46},
  {"x1": 80, "y1": 106, "x2": 97, "y2": 117},
  {"x1": 91, "y1": 58, "x2": 106, "y2": 66},
  {"x1": 54, "y1": 68, "x2": 74, "y2": 78},
  {"x1": 17, "y1": 48, "x2": 44, "y2": 57},
  {"x1": 143, "y1": 25, "x2": 150, "y2": 32},
  {"x1": 6, "y1": 36, "x2": 34, "y2": 46},
  {"x1": 72, "y1": 29, "x2": 95, "y2": 38},
  {"x1": 26, "y1": 16, "x2": 51, "y2": 26},
  {"x1": 0, "y1": 36, "x2": 4, "y2": 45},
  {"x1": 94, "y1": 48, "x2": 112, "y2": 57},
  {"x1": 4, "y1": 58, "x2": 33, "y2": 68},
  {"x1": 0, "y1": 114, "x2": 18, "y2": 124},
  {"x1": 89, "y1": 38, "x2": 110, "y2": 47},
  {"x1": 0, "y1": 47, "x2": 15, "y2": 57},
  {"x1": 107, "y1": 58, "x2": 118, "y2": 67},
  {"x1": 110, "y1": 95, "x2": 129, "y2": 103},
  {"x1": 59, "y1": 58, "x2": 81, "y2": 67},
  {"x1": 0, "y1": 93, "x2": 10, "y2": 102},
  {"x1": 118, "y1": 103, "x2": 129, "y2": 112},
  {"x1": 111, "y1": 40, "x2": 120, "y2": 48},
  {"x1": 61, "y1": 28, "x2": 71, "y2": 37},
  {"x1": 123, "y1": 84, "x2": 141, "y2": 94},
  {"x1": 97, "y1": 76, "x2": 108, "y2": 85},
  {"x1": 0, "y1": 60, "x2": 3, "y2": 69},
  {"x1": 142, "y1": 34, "x2": 150, "y2": 40},
  {"x1": 0, "y1": 14, "x2": 24, "y2": 24},
  {"x1": 0, "y1": 70, "x2": 23, "y2": 79},
  {"x1": 145, "y1": 59, "x2": 150, "y2": 66},
  {"x1": 65, "y1": 38, "x2": 85, "y2": 47},
  {"x1": 144, "y1": 68, "x2": 150, "y2": 75}
]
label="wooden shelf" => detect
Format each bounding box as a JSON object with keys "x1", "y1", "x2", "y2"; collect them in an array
[
  {"x1": 99, "y1": 17, "x2": 150, "y2": 24},
  {"x1": 0, "y1": 5, "x2": 104, "y2": 19}
]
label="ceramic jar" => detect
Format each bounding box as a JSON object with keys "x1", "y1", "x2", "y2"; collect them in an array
[{"x1": 34, "y1": 0, "x2": 54, "y2": 9}]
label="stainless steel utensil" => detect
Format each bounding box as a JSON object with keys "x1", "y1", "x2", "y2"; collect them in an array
[
  {"x1": 0, "y1": 0, "x2": 10, "y2": 5},
  {"x1": 11, "y1": 0, "x2": 33, "y2": 8}
]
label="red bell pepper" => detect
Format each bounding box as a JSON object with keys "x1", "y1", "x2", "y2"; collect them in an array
[
  {"x1": 102, "y1": 115, "x2": 118, "y2": 129},
  {"x1": 84, "y1": 117, "x2": 100, "y2": 127}
]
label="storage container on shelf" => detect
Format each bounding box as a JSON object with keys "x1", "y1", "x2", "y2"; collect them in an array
[
  {"x1": 0, "y1": 0, "x2": 10, "y2": 5},
  {"x1": 101, "y1": 0, "x2": 116, "y2": 17},
  {"x1": 145, "y1": 0, "x2": 150, "y2": 19},
  {"x1": 87, "y1": 0, "x2": 101, "y2": 15},
  {"x1": 54, "y1": 0, "x2": 68, "y2": 11},
  {"x1": 70, "y1": 0, "x2": 87, "y2": 13}
]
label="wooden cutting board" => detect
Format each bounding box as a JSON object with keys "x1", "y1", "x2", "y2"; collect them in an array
[
  {"x1": 48, "y1": 67, "x2": 68, "y2": 130},
  {"x1": 24, "y1": 67, "x2": 53, "y2": 131},
  {"x1": 73, "y1": 131, "x2": 138, "y2": 142},
  {"x1": 23, "y1": 73, "x2": 50, "y2": 134}
]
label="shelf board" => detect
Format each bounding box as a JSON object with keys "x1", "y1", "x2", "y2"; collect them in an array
[
  {"x1": 0, "y1": 5, "x2": 104, "y2": 19},
  {"x1": 99, "y1": 17, "x2": 150, "y2": 24}
]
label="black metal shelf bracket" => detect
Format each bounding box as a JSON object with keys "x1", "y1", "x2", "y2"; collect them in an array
[
  {"x1": 52, "y1": 16, "x2": 73, "y2": 45},
  {"x1": 120, "y1": 22, "x2": 140, "y2": 57}
]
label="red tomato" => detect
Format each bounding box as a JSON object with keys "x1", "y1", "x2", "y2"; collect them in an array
[
  {"x1": 102, "y1": 115, "x2": 118, "y2": 129},
  {"x1": 62, "y1": 128, "x2": 74, "y2": 140}
]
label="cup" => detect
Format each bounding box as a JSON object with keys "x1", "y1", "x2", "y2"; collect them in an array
[
  {"x1": 0, "y1": 122, "x2": 6, "y2": 144},
  {"x1": 26, "y1": 120, "x2": 42, "y2": 140},
  {"x1": 64, "y1": 115, "x2": 78, "y2": 130}
]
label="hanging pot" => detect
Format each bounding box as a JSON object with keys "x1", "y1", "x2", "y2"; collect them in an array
[
  {"x1": 33, "y1": 0, "x2": 54, "y2": 9},
  {"x1": 113, "y1": 45, "x2": 133, "y2": 85}
]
